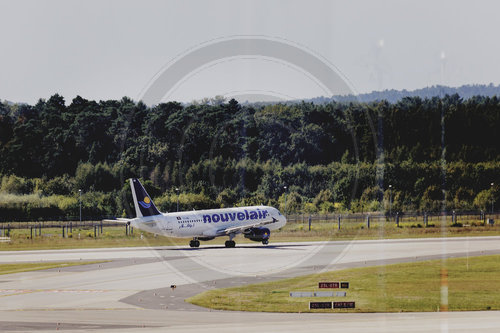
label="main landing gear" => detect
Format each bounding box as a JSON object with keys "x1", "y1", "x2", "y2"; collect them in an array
[
  {"x1": 262, "y1": 239, "x2": 269, "y2": 245},
  {"x1": 224, "y1": 240, "x2": 236, "y2": 248},
  {"x1": 189, "y1": 238, "x2": 200, "y2": 248}
]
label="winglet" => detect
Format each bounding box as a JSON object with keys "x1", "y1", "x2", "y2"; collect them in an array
[{"x1": 130, "y1": 178, "x2": 161, "y2": 217}]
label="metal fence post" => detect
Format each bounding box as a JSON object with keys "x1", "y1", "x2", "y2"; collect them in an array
[
  {"x1": 308, "y1": 215, "x2": 312, "y2": 231},
  {"x1": 396, "y1": 213, "x2": 399, "y2": 227},
  {"x1": 338, "y1": 215, "x2": 341, "y2": 230},
  {"x1": 366, "y1": 215, "x2": 370, "y2": 229}
]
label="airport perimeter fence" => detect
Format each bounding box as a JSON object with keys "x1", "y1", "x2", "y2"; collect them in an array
[
  {"x1": 0, "y1": 218, "x2": 135, "y2": 239},
  {"x1": 284, "y1": 211, "x2": 498, "y2": 230},
  {"x1": 0, "y1": 216, "x2": 121, "y2": 229},
  {"x1": 0, "y1": 211, "x2": 497, "y2": 238}
]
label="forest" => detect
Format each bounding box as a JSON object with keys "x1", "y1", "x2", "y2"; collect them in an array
[{"x1": 0, "y1": 94, "x2": 499, "y2": 220}]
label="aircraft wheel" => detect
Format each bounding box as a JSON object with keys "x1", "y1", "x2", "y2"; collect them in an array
[
  {"x1": 189, "y1": 240, "x2": 195, "y2": 248},
  {"x1": 262, "y1": 240, "x2": 269, "y2": 245},
  {"x1": 225, "y1": 240, "x2": 235, "y2": 248},
  {"x1": 195, "y1": 240, "x2": 200, "y2": 247}
]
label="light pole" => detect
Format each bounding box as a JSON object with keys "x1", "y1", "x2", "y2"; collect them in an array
[
  {"x1": 389, "y1": 184, "x2": 392, "y2": 217},
  {"x1": 79, "y1": 189, "x2": 82, "y2": 223},
  {"x1": 283, "y1": 186, "x2": 287, "y2": 216},
  {"x1": 176, "y1": 188, "x2": 180, "y2": 212},
  {"x1": 491, "y1": 183, "x2": 494, "y2": 214}
]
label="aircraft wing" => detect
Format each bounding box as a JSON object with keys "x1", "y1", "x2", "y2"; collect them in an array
[{"x1": 217, "y1": 217, "x2": 278, "y2": 235}]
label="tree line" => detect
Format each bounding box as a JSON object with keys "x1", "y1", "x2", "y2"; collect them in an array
[{"x1": 0, "y1": 94, "x2": 498, "y2": 220}]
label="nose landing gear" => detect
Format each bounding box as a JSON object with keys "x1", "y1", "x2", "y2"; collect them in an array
[
  {"x1": 189, "y1": 238, "x2": 200, "y2": 248},
  {"x1": 225, "y1": 233, "x2": 236, "y2": 248}
]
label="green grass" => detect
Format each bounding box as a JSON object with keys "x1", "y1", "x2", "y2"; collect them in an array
[
  {"x1": 0, "y1": 261, "x2": 107, "y2": 275},
  {"x1": 187, "y1": 255, "x2": 500, "y2": 313},
  {"x1": 277, "y1": 221, "x2": 500, "y2": 242},
  {"x1": 0, "y1": 222, "x2": 499, "y2": 251},
  {"x1": 0, "y1": 226, "x2": 182, "y2": 251}
]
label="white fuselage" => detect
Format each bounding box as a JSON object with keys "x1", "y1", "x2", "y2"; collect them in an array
[{"x1": 129, "y1": 205, "x2": 286, "y2": 238}]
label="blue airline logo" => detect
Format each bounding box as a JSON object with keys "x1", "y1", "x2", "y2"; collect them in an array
[
  {"x1": 203, "y1": 209, "x2": 268, "y2": 223},
  {"x1": 139, "y1": 196, "x2": 152, "y2": 209}
]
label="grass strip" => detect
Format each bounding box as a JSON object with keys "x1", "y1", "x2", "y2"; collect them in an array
[
  {"x1": 0, "y1": 261, "x2": 107, "y2": 275},
  {"x1": 187, "y1": 255, "x2": 500, "y2": 313}
]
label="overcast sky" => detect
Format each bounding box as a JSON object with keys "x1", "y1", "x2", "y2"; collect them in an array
[{"x1": 1, "y1": 0, "x2": 500, "y2": 104}]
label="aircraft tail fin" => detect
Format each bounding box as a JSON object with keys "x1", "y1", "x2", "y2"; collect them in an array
[{"x1": 130, "y1": 178, "x2": 161, "y2": 217}]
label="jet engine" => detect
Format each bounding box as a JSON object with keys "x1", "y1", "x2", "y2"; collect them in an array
[
  {"x1": 244, "y1": 227, "x2": 271, "y2": 244},
  {"x1": 197, "y1": 237, "x2": 215, "y2": 241}
]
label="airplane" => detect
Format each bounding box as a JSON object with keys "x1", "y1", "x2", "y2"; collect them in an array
[{"x1": 104, "y1": 178, "x2": 287, "y2": 248}]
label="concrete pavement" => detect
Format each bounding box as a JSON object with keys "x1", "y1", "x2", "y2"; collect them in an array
[{"x1": 1, "y1": 236, "x2": 499, "y2": 332}]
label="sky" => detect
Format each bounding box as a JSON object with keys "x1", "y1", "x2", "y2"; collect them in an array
[{"x1": 1, "y1": 0, "x2": 500, "y2": 104}]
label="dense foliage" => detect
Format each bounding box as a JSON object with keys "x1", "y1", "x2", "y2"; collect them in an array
[{"x1": 0, "y1": 94, "x2": 499, "y2": 219}]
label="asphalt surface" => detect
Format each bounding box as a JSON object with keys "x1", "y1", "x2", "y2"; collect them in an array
[{"x1": 1, "y1": 236, "x2": 500, "y2": 332}]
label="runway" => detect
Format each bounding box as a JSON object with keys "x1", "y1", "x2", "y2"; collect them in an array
[{"x1": 1, "y1": 236, "x2": 500, "y2": 332}]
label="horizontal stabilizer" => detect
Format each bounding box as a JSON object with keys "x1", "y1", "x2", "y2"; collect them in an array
[{"x1": 102, "y1": 219, "x2": 132, "y2": 224}]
